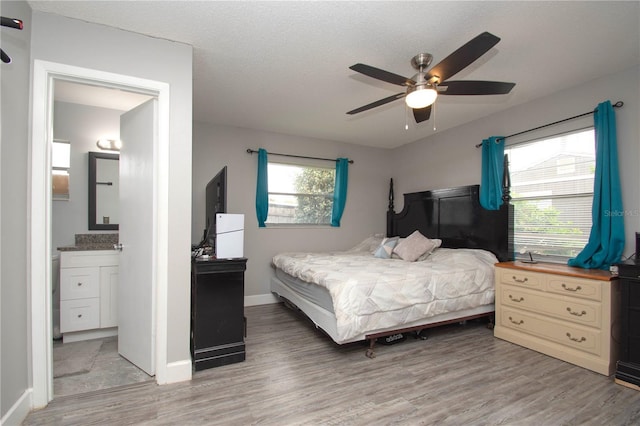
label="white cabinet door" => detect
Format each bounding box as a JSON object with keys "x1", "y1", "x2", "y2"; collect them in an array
[{"x1": 100, "y1": 266, "x2": 119, "y2": 328}]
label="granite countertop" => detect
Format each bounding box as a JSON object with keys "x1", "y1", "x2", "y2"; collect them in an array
[
  {"x1": 58, "y1": 243, "x2": 117, "y2": 251},
  {"x1": 58, "y1": 233, "x2": 118, "y2": 251}
]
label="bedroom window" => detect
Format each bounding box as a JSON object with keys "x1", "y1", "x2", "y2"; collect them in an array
[
  {"x1": 266, "y1": 162, "x2": 335, "y2": 225},
  {"x1": 505, "y1": 128, "x2": 595, "y2": 261}
]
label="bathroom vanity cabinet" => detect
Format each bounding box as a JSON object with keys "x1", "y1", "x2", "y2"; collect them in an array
[{"x1": 59, "y1": 250, "x2": 119, "y2": 342}]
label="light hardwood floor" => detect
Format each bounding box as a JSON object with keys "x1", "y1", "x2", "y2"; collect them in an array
[{"x1": 25, "y1": 303, "x2": 640, "y2": 425}]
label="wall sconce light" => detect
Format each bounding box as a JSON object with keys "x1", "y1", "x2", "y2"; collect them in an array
[{"x1": 96, "y1": 139, "x2": 122, "y2": 151}]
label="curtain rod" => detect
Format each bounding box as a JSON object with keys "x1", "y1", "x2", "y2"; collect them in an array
[
  {"x1": 246, "y1": 149, "x2": 354, "y2": 164},
  {"x1": 475, "y1": 101, "x2": 624, "y2": 148}
]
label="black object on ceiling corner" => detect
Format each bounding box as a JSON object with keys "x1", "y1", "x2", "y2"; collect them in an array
[{"x1": 1, "y1": 16, "x2": 24, "y2": 64}]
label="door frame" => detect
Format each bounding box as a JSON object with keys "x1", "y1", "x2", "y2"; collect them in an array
[{"x1": 29, "y1": 60, "x2": 171, "y2": 407}]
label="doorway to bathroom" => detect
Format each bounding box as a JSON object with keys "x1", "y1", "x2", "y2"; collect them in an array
[
  {"x1": 30, "y1": 60, "x2": 172, "y2": 406},
  {"x1": 50, "y1": 80, "x2": 155, "y2": 396}
]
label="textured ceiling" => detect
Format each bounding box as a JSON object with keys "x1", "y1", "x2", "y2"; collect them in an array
[{"x1": 29, "y1": 1, "x2": 640, "y2": 149}]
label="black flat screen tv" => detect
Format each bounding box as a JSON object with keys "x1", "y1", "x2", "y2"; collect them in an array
[{"x1": 205, "y1": 166, "x2": 227, "y2": 246}]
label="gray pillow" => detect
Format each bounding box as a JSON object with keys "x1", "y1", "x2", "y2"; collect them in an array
[{"x1": 393, "y1": 231, "x2": 439, "y2": 262}]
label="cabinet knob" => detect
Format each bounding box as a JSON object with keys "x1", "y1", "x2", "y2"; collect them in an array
[
  {"x1": 77, "y1": 314, "x2": 82, "y2": 318},
  {"x1": 77, "y1": 282, "x2": 83, "y2": 287}
]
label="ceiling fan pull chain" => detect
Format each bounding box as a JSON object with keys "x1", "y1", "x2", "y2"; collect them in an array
[
  {"x1": 405, "y1": 104, "x2": 409, "y2": 130},
  {"x1": 432, "y1": 102, "x2": 437, "y2": 131}
]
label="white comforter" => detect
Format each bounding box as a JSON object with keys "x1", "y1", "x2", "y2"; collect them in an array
[{"x1": 272, "y1": 248, "x2": 498, "y2": 343}]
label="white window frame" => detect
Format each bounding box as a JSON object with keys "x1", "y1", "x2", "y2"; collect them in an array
[
  {"x1": 506, "y1": 127, "x2": 595, "y2": 263},
  {"x1": 265, "y1": 160, "x2": 335, "y2": 227}
]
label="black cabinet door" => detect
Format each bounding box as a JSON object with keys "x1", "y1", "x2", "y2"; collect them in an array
[
  {"x1": 194, "y1": 270, "x2": 244, "y2": 347},
  {"x1": 191, "y1": 258, "x2": 247, "y2": 370},
  {"x1": 616, "y1": 260, "x2": 640, "y2": 386}
]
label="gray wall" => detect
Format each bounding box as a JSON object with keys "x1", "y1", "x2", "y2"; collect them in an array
[
  {"x1": 52, "y1": 101, "x2": 122, "y2": 250},
  {"x1": 30, "y1": 11, "x2": 193, "y2": 368},
  {"x1": 191, "y1": 124, "x2": 390, "y2": 299},
  {"x1": 1, "y1": 0, "x2": 32, "y2": 420}
]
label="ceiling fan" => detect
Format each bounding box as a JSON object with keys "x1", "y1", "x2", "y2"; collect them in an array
[{"x1": 346, "y1": 32, "x2": 515, "y2": 123}]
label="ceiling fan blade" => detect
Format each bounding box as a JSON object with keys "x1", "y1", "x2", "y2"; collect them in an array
[
  {"x1": 350, "y1": 63, "x2": 415, "y2": 87},
  {"x1": 413, "y1": 105, "x2": 432, "y2": 123},
  {"x1": 427, "y1": 32, "x2": 500, "y2": 83},
  {"x1": 438, "y1": 80, "x2": 515, "y2": 95},
  {"x1": 347, "y1": 93, "x2": 405, "y2": 115}
]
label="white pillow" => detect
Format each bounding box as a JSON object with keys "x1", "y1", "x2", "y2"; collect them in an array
[
  {"x1": 393, "y1": 230, "x2": 439, "y2": 262},
  {"x1": 374, "y1": 237, "x2": 400, "y2": 259},
  {"x1": 349, "y1": 234, "x2": 384, "y2": 253}
]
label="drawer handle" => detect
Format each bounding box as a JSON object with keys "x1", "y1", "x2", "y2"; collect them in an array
[
  {"x1": 561, "y1": 283, "x2": 582, "y2": 292},
  {"x1": 566, "y1": 307, "x2": 587, "y2": 317},
  {"x1": 566, "y1": 332, "x2": 586, "y2": 343},
  {"x1": 508, "y1": 295, "x2": 524, "y2": 303},
  {"x1": 508, "y1": 316, "x2": 524, "y2": 325},
  {"x1": 77, "y1": 282, "x2": 83, "y2": 287},
  {"x1": 77, "y1": 314, "x2": 82, "y2": 318},
  {"x1": 512, "y1": 276, "x2": 528, "y2": 283}
]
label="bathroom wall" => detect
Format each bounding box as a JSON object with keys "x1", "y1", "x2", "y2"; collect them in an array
[{"x1": 52, "y1": 100, "x2": 123, "y2": 251}]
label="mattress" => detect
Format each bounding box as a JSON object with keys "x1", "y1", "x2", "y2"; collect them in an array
[
  {"x1": 272, "y1": 248, "x2": 498, "y2": 343},
  {"x1": 275, "y1": 268, "x2": 334, "y2": 313}
]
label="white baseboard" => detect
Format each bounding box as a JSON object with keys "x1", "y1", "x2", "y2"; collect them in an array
[
  {"x1": 62, "y1": 327, "x2": 118, "y2": 343},
  {"x1": 160, "y1": 359, "x2": 192, "y2": 385},
  {"x1": 2, "y1": 388, "x2": 32, "y2": 426},
  {"x1": 245, "y1": 293, "x2": 278, "y2": 306}
]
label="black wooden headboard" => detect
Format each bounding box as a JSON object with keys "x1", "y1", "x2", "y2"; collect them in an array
[{"x1": 386, "y1": 182, "x2": 513, "y2": 262}]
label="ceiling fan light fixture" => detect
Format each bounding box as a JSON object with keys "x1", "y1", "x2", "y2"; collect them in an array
[{"x1": 405, "y1": 85, "x2": 437, "y2": 109}]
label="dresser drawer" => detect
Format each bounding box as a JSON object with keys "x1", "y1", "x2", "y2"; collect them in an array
[
  {"x1": 501, "y1": 307, "x2": 601, "y2": 356},
  {"x1": 60, "y1": 267, "x2": 100, "y2": 300},
  {"x1": 60, "y1": 298, "x2": 100, "y2": 332},
  {"x1": 500, "y1": 270, "x2": 544, "y2": 290},
  {"x1": 500, "y1": 285, "x2": 601, "y2": 327},
  {"x1": 547, "y1": 276, "x2": 601, "y2": 301}
]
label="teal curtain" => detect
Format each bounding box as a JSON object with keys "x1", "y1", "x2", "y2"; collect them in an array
[
  {"x1": 479, "y1": 136, "x2": 505, "y2": 210},
  {"x1": 255, "y1": 148, "x2": 269, "y2": 227},
  {"x1": 568, "y1": 101, "x2": 625, "y2": 269},
  {"x1": 331, "y1": 158, "x2": 349, "y2": 227}
]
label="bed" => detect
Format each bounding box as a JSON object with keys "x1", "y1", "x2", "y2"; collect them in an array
[{"x1": 270, "y1": 180, "x2": 513, "y2": 357}]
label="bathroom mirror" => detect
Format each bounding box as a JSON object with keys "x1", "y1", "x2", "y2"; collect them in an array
[{"x1": 88, "y1": 151, "x2": 119, "y2": 230}]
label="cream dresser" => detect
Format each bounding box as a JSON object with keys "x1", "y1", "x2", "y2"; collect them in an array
[{"x1": 494, "y1": 261, "x2": 619, "y2": 376}]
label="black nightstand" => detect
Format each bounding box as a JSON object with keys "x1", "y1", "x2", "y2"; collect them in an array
[
  {"x1": 191, "y1": 257, "x2": 247, "y2": 371},
  {"x1": 615, "y1": 258, "x2": 640, "y2": 389}
]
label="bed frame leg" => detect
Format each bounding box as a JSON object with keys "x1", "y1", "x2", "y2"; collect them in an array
[
  {"x1": 414, "y1": 329, "x2": 429, "y2": 340},
  {"x1": 487, "y1": 314, "x2": 495, "y2": 330},
  {"x1": 365, "y1": 339, "x2": 376, "y2": 358}
]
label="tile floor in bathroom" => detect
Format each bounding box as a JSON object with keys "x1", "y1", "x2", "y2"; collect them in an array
[{"x1": 53, "y1": 336, "x2": 153, "y2": 398}]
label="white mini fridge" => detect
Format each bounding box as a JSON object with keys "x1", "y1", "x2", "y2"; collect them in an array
[{"x1": 216, "y1": 213, "x2": 244, "y2": 259}]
